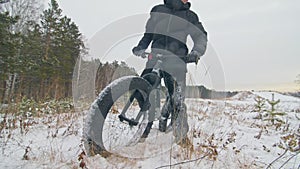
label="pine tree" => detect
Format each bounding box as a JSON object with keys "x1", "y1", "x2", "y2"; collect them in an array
[
  {"x1": 253, "y1": 96, "x2": 267, "y2": 119},
  {"x1": 254, "y1": 96, "x2": 266, "y2": 112},
  {"x1": 39, "y1": 0, "x2": 85, "y2": 99},
  {"x1": 17, "y1": 24, "x2": 44, "y2": 100},
  {"x1": 0, "y1": 0, "x2": 44, "y2": 102},
  {"x1": 0, "y1": 11, "x2": 19, "y2": 102},
  {"x1": 266, "y1": 93, "x2": 285, "y2": 125},
  {"x1": 1, "y1": 0, "x2": 86, "y2": 101}
]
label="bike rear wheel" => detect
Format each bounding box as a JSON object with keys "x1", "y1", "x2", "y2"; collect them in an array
[{"x1": 83, "y1": 76, "x2": 152, "y2": 156}]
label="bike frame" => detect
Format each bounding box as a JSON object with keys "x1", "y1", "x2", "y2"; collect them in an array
[
  {"x1": 118, "y1": 54, "x2": 167, "y2": 127},
  {"x1": 118, "y1": 53, "x2": 189, "y2": 129}
]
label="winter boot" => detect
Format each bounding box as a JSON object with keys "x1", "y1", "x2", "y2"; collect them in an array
[{"x1": 159, "y1": 116, "x2": 168, "y2": 132}]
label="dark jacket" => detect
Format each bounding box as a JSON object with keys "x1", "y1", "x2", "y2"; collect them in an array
[{"x1": 137, "y1": 0, "x2": 208, "y2": 57}]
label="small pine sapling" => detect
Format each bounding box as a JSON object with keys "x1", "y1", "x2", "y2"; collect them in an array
[
  {"x1": 265, "y1": 93, "x2": 286, "y2": 125},
  {"x1": 253, "y1": 96, "x2": 267, "y2": 119}
]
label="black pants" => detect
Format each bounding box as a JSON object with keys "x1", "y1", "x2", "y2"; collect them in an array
[{"x1": 140, "y1": 57, "x2": 189, "y2": 140}]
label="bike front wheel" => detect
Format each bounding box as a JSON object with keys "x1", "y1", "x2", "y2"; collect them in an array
[{"x1": 83, "y1": 76, "x2": 152, "y2": 156}]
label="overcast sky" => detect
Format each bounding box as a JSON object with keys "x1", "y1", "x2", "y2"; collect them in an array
[{"x1": 56, "y1": 0, "x2": 299, "y2": 92}]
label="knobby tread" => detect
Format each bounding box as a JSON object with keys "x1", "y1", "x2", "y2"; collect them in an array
[{"x1": 83, "y1": 76, "x2": 152, "y2": 156}]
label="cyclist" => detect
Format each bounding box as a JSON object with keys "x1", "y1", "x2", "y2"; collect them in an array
[{"x1": 132, "y1": 0, "x2": 207, "y2": 146}]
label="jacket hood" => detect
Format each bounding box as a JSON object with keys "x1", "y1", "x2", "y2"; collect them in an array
[{"x1": 164, "y1": 0, "x2": 191, "y2": 10}]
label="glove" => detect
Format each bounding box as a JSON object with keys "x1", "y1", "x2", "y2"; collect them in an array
[
  {"x1": 188, "y1": 50, "x2": 201, "y2": 64},
  {"x1": 132, "y1": 46, "x2": 146, "y2": 57}
]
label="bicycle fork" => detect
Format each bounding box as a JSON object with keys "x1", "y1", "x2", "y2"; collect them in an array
[
  {"x1": 119, "y1": 60, "x2": 164, "y2": 137},
  {"x1": 118, "y1": 83, "x2": 160, "y2": 127}
]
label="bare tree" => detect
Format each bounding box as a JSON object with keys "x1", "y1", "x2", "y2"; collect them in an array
[{"x1": 1, "y1": 0, "x2": 44, "y2": 33}]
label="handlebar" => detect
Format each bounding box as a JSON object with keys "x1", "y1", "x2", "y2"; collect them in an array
[{"x1": 139, "y1": 52, "x2": 199, "y2": 64}]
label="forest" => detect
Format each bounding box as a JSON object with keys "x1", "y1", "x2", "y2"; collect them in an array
[{"x1": 0, "y1": 0, "x2": 135, "y2": 104}]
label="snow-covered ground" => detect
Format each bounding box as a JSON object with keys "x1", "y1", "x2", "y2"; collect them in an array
[{"x1": 0, "y1": 91, "x2": 299, "y2": 168}]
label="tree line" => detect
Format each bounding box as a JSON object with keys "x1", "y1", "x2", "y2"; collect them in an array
[
  {"x1": 0, "y1": 0, "x2": 136, "y2": 103},
  {"x1": 0, "y1": 0, "x2": 85, "y2": 102}
]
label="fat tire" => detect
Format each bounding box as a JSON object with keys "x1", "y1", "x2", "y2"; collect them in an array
[{"x1": 83, "y1": 76, "x2": 152, "y2": 156}]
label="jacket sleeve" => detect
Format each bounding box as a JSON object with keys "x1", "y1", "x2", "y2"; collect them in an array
[
  {"x1": 188, "y1": 12, "x2": 208, "y2": 56},
  {"x1": 137, "y1": 6, "x2": 159, "y2": 49}
]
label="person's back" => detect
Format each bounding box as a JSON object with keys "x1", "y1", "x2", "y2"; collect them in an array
[{"x1": 132, "y1": 0, "x2": 208, "y2": 146}]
